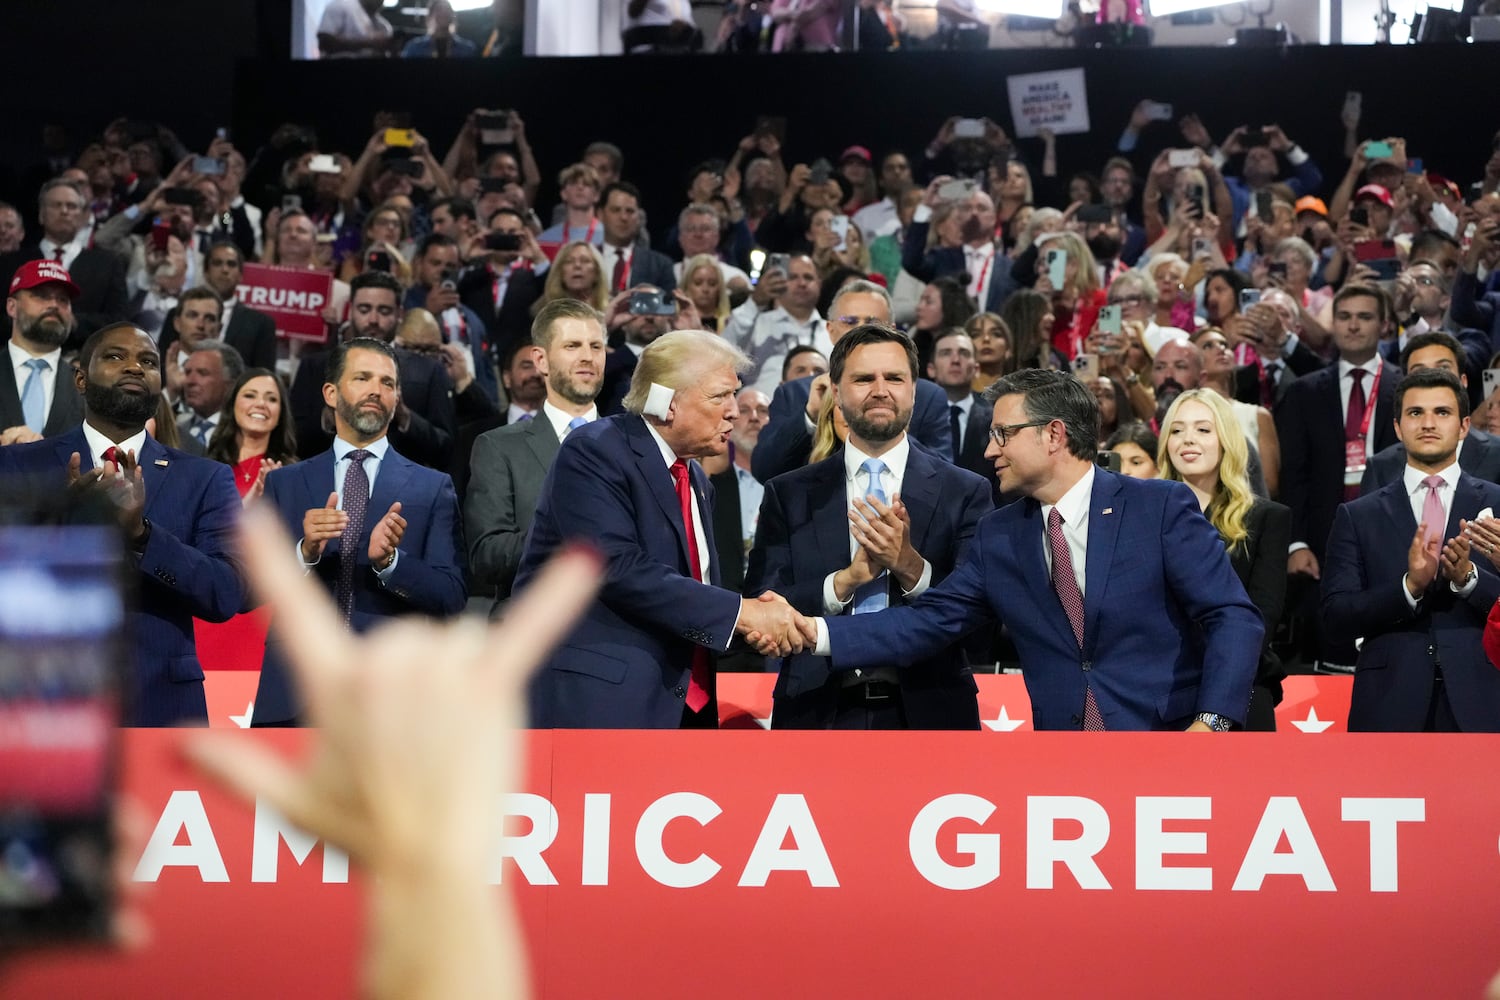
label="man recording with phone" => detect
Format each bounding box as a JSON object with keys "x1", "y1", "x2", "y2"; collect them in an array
[
  {"x1": 599, "y1": 283, "x2": 701, "y2": 414},
  {"x1": 458, "y1": 206, "x2": 546, "y2": 367},
  {"x1": 406, "y1": 233, "x2": 498, "y2": 405},
  {"x1": 1177, "y1": 120, "x2": 1323, "y2": 234},
  {"x1": 723, "y1": 253, "x2": 825, "y2": 395}
]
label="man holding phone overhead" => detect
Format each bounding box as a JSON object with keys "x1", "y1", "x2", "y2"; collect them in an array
[{"x1": 1177, "y1": 118, "x2": 1324, "y2": 233}]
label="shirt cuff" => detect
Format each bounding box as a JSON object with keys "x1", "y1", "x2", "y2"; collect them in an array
[
  {"x1": 296, "y1": 537, "x2": 320, "y2": 573},
  {"x1": 912, "y1": 204, "x2": 932, "y2": 224},
  {"x1": 901, "y1": 559, "x2": 933, "y2": 599},
  {"x1": 1402, "y1": 574, "x2": 1422, "y2": 611},
  {"x1": 374, "y1": 548, "x2": 400, "y2": 583},
  {"x1": 1116, "y1": 129, "x2": 1138, "y2": 153},
  {"x1": 1281, "y1": 332, "x2": 1300, "y2": 358},
  {"x1": 822, "y1": 572, "x2": 854, "y2": 615},
  {"x1": 1451, "y1": 567, "x2": 1479, "y2": 597},
  {"x1": 813, "y1": 616, "x2": 832, "y2": 656},
  {"x1": 1289, "y1": 541, "x2": 1309, "y2": 555},
  {"x1": 1209, "y1": 148, "x2": 1227, "y2": 171},
  {"x1": 1286, "y1": 145, "x2": 1309, "y2": 166}
]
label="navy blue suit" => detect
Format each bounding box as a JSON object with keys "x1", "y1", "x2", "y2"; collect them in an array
[
  {"x1": 1322, "y1": 472, "x2": 1500, "y2": 732},
  {"x1": 751, "y1": 374, "x2": 953, "y2": 484},
  {"x1": 745, "y1": 445, "x2": 991, "y2": 728},
  {"x1": 516, "y1": 413, "x2": 743, "y2": 729},
  {"x1": 1, "y1": 428, "x2": 245, "y2": 726},
  {"x1": 823, "y1": 471, "x2": 1263, "y2": 729},
  {"x1": 253, "y1": 444, "x2": 467, "y2": 724}
]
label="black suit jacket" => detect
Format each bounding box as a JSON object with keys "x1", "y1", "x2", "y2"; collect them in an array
[
  {"x1": 1274, "y1": 361, "x2": 1400, "y2": 559},
  {"x1": 0, "y1": 246, "x2": 129, "y2": 348},
  {"x1": 1379, "y1": 324, "x2": 1492, "y2": 409},
  {"x1": 1228, "y1": 499, "x2": 1291, "y2": 722},
  {"x1": 955, "y1": 392, "x2": 993, "y2": 479},
  {"x1": 1361, "y1": 429, "x2": 1500, "y2": 492},
  {"x1": 709, "y1": 464, "x2": 746, "y2": 593},
  {"x1": 159, "y1": 302, "x2": 278, "y2": 372},
  {"x1": 744, "y1": 444, "x2": 991, "y2": 729},
  {"x1": 290, "y1": 347, "x2": 457, "y2": 471},
  {"x1": 0, "y1": 346, "x2": 84, "y2": 438},
  {"x1": 458, "y1": 265, "x2": 544, "y2": 364},
  {"x1": 624, "y1": 245, "x2": 677, "y2": 292},
  {"x1": 1231, "y1": 340, "x2": 1327, "y2": 408}
]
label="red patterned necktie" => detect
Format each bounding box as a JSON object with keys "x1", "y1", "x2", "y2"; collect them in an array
[
  {"x1": 1048, "y1": 506, "x2": 1104, "y2": 731},
  {"x1": 1344, "y1": 369, "x2": 1367, "y2": 502},
  {"x1": 670, "y1": 459, "x2": 712, "y2": 713}
]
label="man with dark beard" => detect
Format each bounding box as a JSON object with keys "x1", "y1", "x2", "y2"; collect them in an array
[
  {"x1": 1082, "y1": 208, "x2": 1128, "y2": 290},
  {"x1": 0, "y1": 321, "x2": 246, "y2": 725},
  {"x1": 2, "y1": 261, "x2": 85, "y2": 442},
  {"x1": 466, "y1": 299, "x2": 604, "y2": 614},
  {"x1": 254, "y1": 337, "x2": 466, "y2": 725},
  {"x1": 745, "y1": 325, "x2": 992, "y2": 729}
]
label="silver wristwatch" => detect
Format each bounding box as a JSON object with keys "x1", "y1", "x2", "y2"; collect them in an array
[{"x1": 1195, "y1": 712, "x2": 1233, "y2": 732}]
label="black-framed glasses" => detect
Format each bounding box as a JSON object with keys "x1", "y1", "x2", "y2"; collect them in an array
[
  {"x1": 833, "y1": 314, "x2": 885, "y2": 327},
  {"x1": 989, "y1": 420, "x2": 1049, "y2": 446},
  {"x1": 1109, "y1": 294, "x2": 1147, "y2": 306}
]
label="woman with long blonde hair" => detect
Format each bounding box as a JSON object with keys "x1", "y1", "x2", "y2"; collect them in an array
[
  {"x1": 533, "y1": 240, "x2": 610, "y2": 314},
  {"x1": 1158, "y1": 388, "x2": 1288, "y2": 731},
  {"x1": 681, "y1": 253, "x2": 732, "y2": 332}
]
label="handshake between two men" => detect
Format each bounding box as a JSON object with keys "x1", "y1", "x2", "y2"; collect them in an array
[{"x1": 736, "y1": 591, "x2": 818, "y2": 656}]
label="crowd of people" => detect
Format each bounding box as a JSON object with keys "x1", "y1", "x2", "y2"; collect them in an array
[{"x1": 3, "y1": 82, "x2": 1500, "y2": 736}]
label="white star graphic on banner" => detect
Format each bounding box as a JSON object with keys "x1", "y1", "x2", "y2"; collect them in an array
[
  {"x1": 982, "y1": 706, "x2": 1026, "y2": 732},
  {"x1": 1290, "y1": 707, "x2": 1334, "y2": 733},
  {"x1": 229, "y1": 702, "x2": 255, "y2": 729}
]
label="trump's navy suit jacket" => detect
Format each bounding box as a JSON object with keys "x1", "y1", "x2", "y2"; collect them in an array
[
  {"x1": 253, "y1": 444, "x2": 466, "y2": 724},
  {"x1": 1, "y1": 427, "x2": 245, "y2": 726},
  {"x1": 824, "y1": 470, "x2": 1263, "y2": 729},
  {"x1": 516, "y1": 413, "x2": 742, "y2": 729}
]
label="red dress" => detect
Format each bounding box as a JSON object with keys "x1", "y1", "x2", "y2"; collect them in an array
[
  {"x1": 1483, "y1": 600, "x2": 1500, "y2": 670},
  {"x1": 1051, "y1": 288, "x2": 1107, "y2": 361},
  {"x1": 194, "y1": 453, "x2": 272, "y2": 673}
]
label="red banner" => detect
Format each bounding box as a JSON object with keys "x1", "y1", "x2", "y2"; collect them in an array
[
  {"x1": 236, "y1": 263, "x2": 334, "y2": 342},
  {"x1": 4, "y1": 729, "x2": 1499, "y2": 998}
]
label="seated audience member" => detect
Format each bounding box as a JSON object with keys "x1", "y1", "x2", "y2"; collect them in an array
[
  {"x1": 516, "y1": 330, "x2": 812, "y2": 730},
  {"x1": 395, "y1": 308, "x2": 501, "y2": 496},
  {"x1": 539, "y1": 163, "x2": 605, "y2": 251},
  {"x1": 1257, "y1": 236, "x2": 1331, "y2": 348},
  {"x1": 745, "y1": 325, "x2": 992, "y2": 730},
  {"x1": 317, "y1": 0, "x2": 397, "y2": 56},
  {"x1": 458, "y1": 206, "x2": 548, "y2": 357},
  {"x1": 852, "y1": 151, "x2": 913, "y2": 243},
  {"x1": 0, "y1": 322, "x2": 245, "y2": 725},
  {"x1": 0, "y1": 202, "x2": 24, "y2": 254},
  {"x1": 681, "y1": 253, "x2": 731, "y2": 332},
  {"x1": 337, "y1": 200, "x2": 413, "y2": 283},
  {"x1": 178, "y1": 340, "x2": 246, "y2": 452},
  {"x1": 205, "y1": 367, "x2": 298, "y2": 504},
  {"x1": 1362, "y1": 332, "x2": 1500, "y2": 490},
  {"x1": 0, "y1": 179, "x2": 128, "y2": 347},
  {"x1": 401, "y1": 0, "x2": 477, "y2": 57},
  {"x1": 1104, "y1": 421, "x2": 1159, "y2": 479},
  {"x1": 1033, "y1": 231, "x2": 1105, "y2": 361},
  {"x1": 752, "y1": 280, "x2": 952, "y2": 483},
  {"x1": 1193, "y1": 328, "x2": 1280, "y2": 497},
  {"x1": 700, "y1": 385, "x2": 772, "y2": 595},
  {"x1": 965, "y1": 311, "x2": 1011, "y2": 386},
  {"x1": 671, "y1": 203, "x2": 750, "y2": 289},
  {"x1": 532, "y1": 241, "x2": 610, "y2": 317},
  {"x1": 291, "y1": 270, "x2": 457, "y2": 470},
  {"x1": 468, "y1": 299, "x2": 605, "y2": 609},
  {"x1": 910, "y1": 275, "x2": 975, "y2": 372},
  {"x1": 722, "y1": 253, "x2": 826, "y2": 395},
  {"x1": 755, "y1": 160, "x2": 842, "y2": 254},
  {"x1": 1159, "y1": 389, "x2": 1290, "y2": 730},
  {"x1": 1323, "y1": 368, "x2": 1500, "y2": 732},
  {"x1": 782, "y1": 345, "x2": 828, "y2": 383},
  {"x1": 2, "y1": 261, "x2": 85, "y2": 444},
  {"x1": 598, "y1": 182, "x2": 676, "y2": 294},
  {"x1": 406, "y1": 233, "x2": 497, "y2": 404},
  {"x1": 254, "y1": 336, "x2": 466, "y2": 726}
]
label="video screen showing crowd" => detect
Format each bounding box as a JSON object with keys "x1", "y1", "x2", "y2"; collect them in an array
[{"x1": 3, "y1": 81, "x2": 1500, "y2": 735}]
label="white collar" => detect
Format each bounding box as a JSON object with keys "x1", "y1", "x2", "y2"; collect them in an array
[
  {"x1": 1042, "y1": 464, "x2": 1096, "y2": 531},
  {"x1": 1337, "y1": 356, "x2": 1382, "y2": 378},
  {"x1": 841, "y1": 433, "x2": 911, "y2": 483},
  {"x1": 542, "y1": 399, "x2": 597, "y2": 441},
  {"x1": 8, "y1": 340, "x2": 62, "y2": 372},
  {"x1": 333, "y1": 434, "x2": 390, "y2": 461},
  {"x1": 81, "y1": 421, "x2": 149, "y2": 467},
  {"x1": 1402, "y1": 459, "x2": 1461, "y2": 498},
  {"x1": 643, "y1": 416, "x2": 683, "y2": 468}
]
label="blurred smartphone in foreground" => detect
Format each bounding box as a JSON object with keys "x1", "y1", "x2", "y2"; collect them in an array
[{"x1": 0, "y1": 522, "x2": 127, "y2": 948}]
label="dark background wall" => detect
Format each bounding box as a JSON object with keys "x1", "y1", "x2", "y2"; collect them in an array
[{"x1": 2, "y1": 0, "x2": 1497, "y2": 225}]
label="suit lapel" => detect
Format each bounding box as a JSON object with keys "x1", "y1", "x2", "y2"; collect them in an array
[
  {"x1": 689, "y1": 460, "x2": 718, "y2": 585},
  {"x1": 1019, "y1": 500, "x2": 1076, "y2": 650},
  {"x1": 1081, "y1": 472, "x2": 1123, "y2": 654},
  {"x1": 368, "y1": 447, "x2": 415, "y2": 530},
  {"x1": 898, "y1": 447, "x2": 942, "y2": 557},
  {"x1": 810, "y1": 456, "x2": 854, "y2": 572},
  {"x1": 523, "y1": 413, "x2": 561, "y2": 472},
  {"x1": 138, "y1": 436, "x2": 171, "y2": 522},
  {"x1": 1378, "y1": 479, "x2": 1416, "y2": 538},
  {"x1": 1448, "y1": 473, "x2": 1488, "y2": 537},
  {"x1": 625, "y1": 416, "x2": 692, "y2": 566}
]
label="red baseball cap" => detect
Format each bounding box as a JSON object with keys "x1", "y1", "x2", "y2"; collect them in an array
[
  {"x1": 1354, "y1": 184, "x2": 1394, "y2": 207},
  {"x1": 9, "y1": 259, "x2": 81, "y2": 298},
  {"x1": 839, "y1": 145, "x2": 873, "y2": 164}
]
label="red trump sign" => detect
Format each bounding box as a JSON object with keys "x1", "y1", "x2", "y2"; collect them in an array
[{"x1": 236, "y1": 263, "x2": 334, "y2": 342}]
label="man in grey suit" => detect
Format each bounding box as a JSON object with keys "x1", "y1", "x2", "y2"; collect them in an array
[
  {"x1": 466, "y1": 298, "x2": 605, "y2": 614},
  {"x1": 2, "y1": 260, "x2": 85, "y2": 445}
]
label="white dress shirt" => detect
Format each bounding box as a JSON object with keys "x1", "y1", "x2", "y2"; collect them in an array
[
  {"x1": 819, "y1": 435, "x2": 933, "y2": 614},
  {"x1": 80, "y1": 422, "x2": 148, "y2": 473},
  {"x1": 1041, "y1": 465, "x2": 1095, "y2": 599},
  {"x1": 965, "y1": 242, "x2": 997, "y2": 307},
  {"x1": 643, "y1": 419, "x2": 713, "y2": 581},
  {"x1": 601, "y1": 243, "x2": 634, "y2": 293},
  {"x1": 1337, "y1": 356, "x2": 1384, "y2": 458},
  {"x1": 736, "y1": 464, "x2": 763, "y2": 547},
  {"x1": 948, "y1": 393, "x2": 975, "y2": 455},
  {"x1": 1399, "y1": 460, "x2": 1477, "y2": 609},
  {"x1": 723, "y1": 298, "x2": 828, "y2": 396},
  {"x1": 541, "y1": 399, "x2": 597, "y2": 441},
  {"x1": 38, "y1": 233, "x2": 87, "y2": 271},
  {"x1": 9, "y1": 341, "x2": 63, "y2": 421}
]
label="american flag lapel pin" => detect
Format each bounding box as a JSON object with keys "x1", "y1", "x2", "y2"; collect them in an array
[
  {"x1": 1101, "y1": 507, "x2": 1113, "y2": 515},
  {"x1": 155, "y1": 459, "x2": 169, "y2": 467}
]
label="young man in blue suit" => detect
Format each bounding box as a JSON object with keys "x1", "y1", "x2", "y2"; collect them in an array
[
  {"x1": 762, "y1": 368, "x2": 1263, "y2": 731},
  {"x1": 516, "y1": 329, "x2": 815, "y2": 729},
  {"x1": 747, "y1": 325, "x2": 992, "y2": 728},
  {"x1": 253, "y1": 337, "x2": 466, "y2": 725},
  {"x1": 1323, "y1": 368, "x2": 1500, "y2": 732},
  {"x1": 0, "y1": 322, "x2": 245, "y2": 726}
]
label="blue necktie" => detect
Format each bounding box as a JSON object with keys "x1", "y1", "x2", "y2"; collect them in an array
[
  {"x1": 190, "y1": 417, "x2": 213, "y2": 446},
  {"x1": 20, "y1": 358, "x2": 50, "y2": 434},
  {"x1": 852, "y1": 458, "x2": 889, "y2": 615},
  {"x1": 564, "y1": 415, "x2": 587, "y2": 438}
]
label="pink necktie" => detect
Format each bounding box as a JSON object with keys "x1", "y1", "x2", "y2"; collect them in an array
[
  {"x1": 1048, "y1": 507, "x2": 1104, "y2": 731},
  {"x1": 1421, "y1": 475, "x2": 1445, "y2": 550}
]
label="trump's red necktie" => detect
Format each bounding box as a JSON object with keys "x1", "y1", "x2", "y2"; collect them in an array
[{"x1": 670, "y1": 460, "x2": 712, "y2": 713}]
